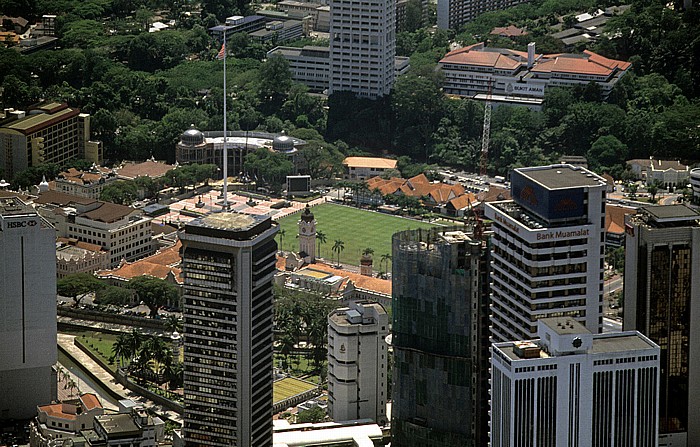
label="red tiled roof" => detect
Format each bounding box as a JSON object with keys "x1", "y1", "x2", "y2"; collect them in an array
[
  {"x1": 116, "y1": 160, "x2": 174, "y2": 180},
  {"x1": 35, "y1": 190, "x2": 96, "y2": 206},
  {"x1": 440, "y1": 43, "x2": 523, "y2": 70},
  {"x1": 80, "y1": 393, "x2": 102, "y2": 410},
  {"x1": 447, "y1": 193, "x2": 478, "y2": 211},
  {"x1": 97, "y1": 241, "x2": 182, "y2": 283},
  {"x1": 606, "y1": 204, "x2": 636, "y2": 235},
  {"x1": 38, "y1": 404, "x2": 77, "y2": 420},
  {"x1": 57, "y1": 237, "x2": 105, "y2": 253},
  {"x1": 311, "y1": 262, "x2": 392, "y2": 296},
  {"x1": 490, "y1": 25, "x2": 528, "y2": 37},
  {"x1": 531, "y1": 51, "x2": 631, "y2": 76},
  {"x1": 81, "y1": 202, "x2": 136, "y2": 223}
]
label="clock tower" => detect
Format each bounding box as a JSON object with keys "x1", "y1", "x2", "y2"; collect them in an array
[{"x1": 298, "y1": 204, "x2": 316, "y2": 262}]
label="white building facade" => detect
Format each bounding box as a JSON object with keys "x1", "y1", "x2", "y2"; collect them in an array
[
  {"x1": 328, "y1": 0, "x2": 396, "y2": 99},
  {"x1": 327, "y1": 301, "x2": 389, "y2": 425},
  {"x1": 180, "y1": 213, "x2": 278, "y2": 447},
  {"x1": 485, "y1": 164, "x2": 607, "y2": 342},
  {"x1": 439, "y1": 43, "x2": 630, "y2": 107},
  {"x1": 0, "y1": 197, "x2": 57, "y2": 420},
  {"x1": 491, "y1": 317, "x2": 660, "y2": 447}
]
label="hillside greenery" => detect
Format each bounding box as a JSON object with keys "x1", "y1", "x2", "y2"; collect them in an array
[{"x1": 0, "y1": 0, "x2": 698, "y2": 185}]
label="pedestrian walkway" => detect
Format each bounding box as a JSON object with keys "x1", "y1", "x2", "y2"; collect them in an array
[
  {"x1": 59, "y1": 315, "x2": 169, "y2": 336},
  {"x1": 57, "y1": 333, "x2": 183, "y2": 424}
]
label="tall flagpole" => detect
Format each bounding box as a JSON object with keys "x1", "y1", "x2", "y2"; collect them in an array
[{"x1": 222, "y1": 28, "x2": 229, "y2": 209}]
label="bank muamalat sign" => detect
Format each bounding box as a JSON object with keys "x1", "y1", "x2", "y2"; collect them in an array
[{"x1": 536, "y1": 228, "x2": 590, "y2": 241}]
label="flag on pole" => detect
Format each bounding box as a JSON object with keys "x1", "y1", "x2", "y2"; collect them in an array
[{"x1": 216, "y1": 41, "x2": 226, "y2": 60}]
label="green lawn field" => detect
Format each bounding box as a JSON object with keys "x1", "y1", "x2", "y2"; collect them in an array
[{"x1": 275, "y1": 203, "x2": 439, "y2": 268}]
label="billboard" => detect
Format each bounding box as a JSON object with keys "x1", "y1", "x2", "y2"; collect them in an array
[
  {"x1": 511, "y1": 171, "x2": 585, "y2": 221},
  {"x1": 287, "y1": 175, "x2": 311, "y2": 196}
]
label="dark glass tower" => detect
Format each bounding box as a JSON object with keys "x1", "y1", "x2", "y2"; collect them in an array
[
  {"x1": 180, "y1": 213, "x2": 277, "y2": 447},
  {"x1": 624, "y1": 204, "x2": 700, "y2": 446},
  {"x1": 391, "y1": 227, "x2": 490, "y2": 447}
]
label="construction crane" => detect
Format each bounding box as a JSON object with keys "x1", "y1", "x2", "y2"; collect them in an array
[{"x1": 480, "y1": 81, "x2": 492, "y2": 177}]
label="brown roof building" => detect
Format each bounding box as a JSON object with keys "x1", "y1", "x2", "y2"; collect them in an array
[
  {"x1": 439, "y1": 42, "x2": 631, "y2": 107},
  {"x1": 115, "y1": 159, "x2": 175, "y2": 180},
  {"x1": 35, "y1": 191, "x2": 154, "y2": 268},
  {"x1": 343, "y1": 157, "x2": 398, "y2": 180},
  {"x1": 490, "y1": 25, "x2": 528, "y2": 37}
]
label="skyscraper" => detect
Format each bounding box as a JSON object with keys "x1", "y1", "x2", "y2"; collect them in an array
[
  {"x1": 327, "y1": 300, "x2": 389, "y2": 424},
  {"x1": 437, "y1": 0, "x2": 529, "y2": 30},
  {"x1": 0, "y1": 197, "x2": 57, "y2": 420},
  {"x1": 180, "y1": 212, "x2": 278, "y2": 447},
  {"x1": 491, "y1": 317, "x2": 660, "y2": 447},
  {"x1": 484, "y1": 164, "x2": 607, "y2": 342},
  {"x1": 328, "y1": 0, "x2": 396, "y2": 98},
  {"x1": 624, "y1": 204, "x2": 700, "y2": 447},
  {"x1": 391, "y1": 227, "x2": 491, "y2": 446}
]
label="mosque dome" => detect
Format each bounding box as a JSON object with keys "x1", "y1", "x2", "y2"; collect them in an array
[
  {"x1": 181, "y1": 124, "x2": 204, "y2": 146},
  {"x1": 273, "y1": 130, "x2": 295, "y2": 152}
]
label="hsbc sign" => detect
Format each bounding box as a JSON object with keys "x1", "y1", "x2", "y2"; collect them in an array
[{"x1": 5, "y1": 219, "x2": 38, "y2": 229}]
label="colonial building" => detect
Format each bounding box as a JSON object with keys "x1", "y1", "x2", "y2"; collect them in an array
[
  {"x1": 439, "y1": 43, "x2": 631, "y2": 108},
  {"x1": 56, "y1": 238, "x2": 110, "y2": 278},
  {"x1": 342, "y1": 157, "x2": 397, "y2": 181},
  {"x1": 35, "y1": 191, "x2": 154, "y2": 268},
  {"x1": 626, "y1": 158, "x2": 689, "y2": 188},
  {"x1": 176, "y1": 127, "x2": 306, "y2": 177},
  {"x1": 53, "y1": 166, "x2": 117, "y2": 199},
  {"x1": 298, "y1": 205, "x2": 317, "y2": 262},
  {"x1": 30, "y1": 394, "x2": 104, "y2": 447}
]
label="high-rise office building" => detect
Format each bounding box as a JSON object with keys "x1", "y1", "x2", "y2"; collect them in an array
[
  {"x1": 0, "y1": 197, "x2": 57, "y2": 420},
  {"x1": 180, "y1": 212, "x2": 278, "y2": 447},
  {"x1": 491, "y1": 317, "x2": 660, "y2": 447},
  {"x1": 0, "y1": 102, "x2": 102, "y2": 179},
  {"x1": 624, "y1": 204, "x2": 700, "y2": 447},
  {"x1": 328, "y1": 0, "x2": 395, "y2": 98},
  {"x1": 437, "y1": 0, "x2": 529, "y2": 29},
  {"x1": 328, "y1": 300, "x2": 389, "y2": 425},
  {"x1": 391, "y1": 227, "x2": 491, "y2": 447},
  {"x1": 484, "y1": 164, "x2": 607, "y2": 342}
]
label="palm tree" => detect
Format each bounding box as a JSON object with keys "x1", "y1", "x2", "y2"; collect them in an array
[
  {"x1": 164, "y1": 314, "x2": 183, "y2": 334},
  {"x1": 380, "y1": 253, "x2": 392, "y2": 277},
  {"x1": 126, "y1": 329, "x2": 144, "y2": 366},
  {"x1": 362, "y1": 247, "x2": 374, "y2": 257},
  {"x1": 332, "y1": 239, "x2": 345, "y2": 267},
  {"x1": 278, "y1": 228, "x2": 286, "y2": 252},
  {"x1": 316, "y1": 230, "x2": 327, "y2": 258},
  {"x1": 112, "y1": 333, "x2": 130, "y2": 369}
]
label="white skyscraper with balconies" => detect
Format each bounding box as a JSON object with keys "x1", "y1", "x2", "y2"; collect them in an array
[
  {"x1": 328, "y1": 0, "x2": 395, "y2": 99},
  {"x1": 491, "y1": 317, "x2": 660, "y2": 447},
  {"x1": 484, "y1": 164, "x2": 607, "y2": 342},
  {"x1": 328, "y1": 301, "x2": 389, "y2": 425},
  {"x1": 0, "y1": 197, "x2": 57, "y2": 419}
]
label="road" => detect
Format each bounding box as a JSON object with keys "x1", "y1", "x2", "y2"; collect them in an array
[{"x1": 603, "y1": 317, "x2": 622, "y2": 333}]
